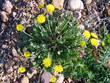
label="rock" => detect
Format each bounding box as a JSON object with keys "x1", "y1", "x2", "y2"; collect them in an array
[
  {"x1": 55, "y1": 74, "x2": 64, "y2": 83},
  {"x1": 0, "y1": 11, "x2": 8, "y2": 22},
  {"x1": 105, "y1": 5, "x2": 110, "y2": 16},
  {"x1": 21, "y1": 77, "x2": 29, "y2": 83},
  {"x1": 77, "y1": 24, "x2": 85, "y2": 30},
  {"x1": 73, "y1": 11, "x2": 82, "y2": 19},
  {"x1": 27, "y1": 68, "x2": 37, "y2": 78},
  {"x1": 26, "y1": 2, "x2": 34, "y2": 8},
  {"x1": 86, "y1": 0, "x2": 92, "y2": 4},
  {"x1": 12, "y1": 47, "x2": 19, "y2": 56},
  {"x1": 1, "y1": 23, "x2": 7, "y2": 29},
  {"x1": 6, "y1": 67, "x2": 13, "y2": 73},
  {"x1": 41, "y1": 72, "x2": 52, "y2": 83},
  {"x1": 2, "y1": 76, "x2": 10, "y2": 83},
  {"x1": 68, "y1": 0, "x2": 84, "y2": 10},
  {"x1": 53, "y1": 0, "x2": 64, "y2": 10},
  {"x1": 12, "y1": 12, "x2": 16, "y2": 17},
  {"x1": 2, "y1": 0, "x2": 13, "y2": 14},
  {"x1": 46, "y1": 0, "x2": 52, "y2": 4}
]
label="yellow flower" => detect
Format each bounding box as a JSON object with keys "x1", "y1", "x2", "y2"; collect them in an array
[
  {"x1": 38, "y1": 4, "x2": 44, "y2": 8},
  {"x1": 80, "y1": 41, "x2": 86, "y2": 46},
  {"x1": 46, "y1": 4, "x2": 55, "y2": 12},
  {"x1": 24, "y1": 51, "x2": 31, "y2": 57},
  {"x1": 90, "y1": 38, "x2": 99, "y2": 46},
  {"x1": 18, "y1": 66, "x2": 26, "y2": 73},
  {"x1": 54, "y1": 65, "x2": 63, "y2": 72},
  {"x1": 16, "y1": 24, "x2": 24, "y2": 31},
  {"x1": 83, "y1": 30, "x2": 91, "y2": 38},
  {"x1": 91, "y1": 32, "x2": 98, "y2": 39},
  {"x1": 43, "y1": 58, "x2": 52, "y2": 67},
  {"x1": 26, "y1": 13, "x2": 29, "y2": 16},
  {"x1": 36, "y1": 14, "x2": 46, "y2": 23},
  {"x1": 50, "y1": 77, "x2": 56, "y2": 83}
]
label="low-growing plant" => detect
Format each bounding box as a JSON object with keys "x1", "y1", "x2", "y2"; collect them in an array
[{"x1": 18, "y1": 12, "x2": 110, "y2": 83}]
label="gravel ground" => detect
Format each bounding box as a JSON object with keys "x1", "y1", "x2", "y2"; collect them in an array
[{"x1": 0, "y1": 0, "x2": 110, "y2": 83}]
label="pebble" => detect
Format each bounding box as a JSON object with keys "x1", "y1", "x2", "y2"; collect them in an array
[
  {"x1": 12, "y1": 47, "x2": 19, "y2": 56},
  {"x1": 68, "y1": 0, "x2": 84, "y2": 10},
  {"x1": 26, "y1": 2, "x2": 34, "y2": 8},
  {"x1": 105, "y1": 5, "x2": 110, "y2": 16},
  {"x1": 74, "y1": 11, "x2": 82, "y2": 19},
  {"x1": 0, "y1": 11, "x2": 9, "y2": 22},
  {"x1": 6, "y1": 67, "x2": 13, "y2": 73},
  {"x1": 77, "y1": 24, "x2": 85, "y2": 30},
  {"x1": 2, "y1": 0, "x2": 13, "y2": 14},
  {"x1": 55, "y1": 74, "x2": 64, "y2": 83},
  {"x1": 27, "y1": 68, "x2": 37, "y2": 78},
  {"x1": 41, "y1": 72, "x2": 52, "y2": 83},
  {"x1": 12, "y1": 12, "x2": 16, "y2": 17},
  {"x1": 21, "y1": 77, "x2": 29, "y2": 83},
  {"x1": 53, "y1": 0, "x2": 64, "y2": 10},
  {"x1": 86, "y1": 0, "x2": 92, "y2": 4}
]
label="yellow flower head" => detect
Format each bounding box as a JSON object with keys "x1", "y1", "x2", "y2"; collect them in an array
[
  {"x1": 38, "y1": 4, "x2": 44, "y2": 8},
  {"x1": 90, "y1": 38, "x2": 99, "y2": 46},
  {"x1": 43, "y1": 58, "x2": 52, "y2": 67},
  {"x1": 91, "y1": 32, "x2": 98, "y2": 39},
  {"x1": 50, "y1": 77, "x2": 56, "y2": 83},
  {"x1": 16, "y1": 24, "x2": 24, "y2": 31},
  {"x1": 18, "y1": 66, "x2": 26, "y2": 73},
  {"x1": 24, "y1": 51, "x2": 31, "y2": 57},
  {"x1": 80, "y1": 41, "x2": 86, "y2": 46},
  {"x1": 54, "y1": 65, "x2": 63, "y2": 72},
  {"x1": 36, "y1": 14, "x2": 46, "y2": 23},
  {"x1": 83, "y1": 30, "x2": 91, "y2": 38},
  {"x1": 46, "y1": 4, "x2": 55, "y2": 12}
]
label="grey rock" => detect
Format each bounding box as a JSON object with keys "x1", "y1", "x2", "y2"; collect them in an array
[
  {"x1": 20, "y1": 77, "x2": 29, "y2": 83},
  {"x1": 55, "y1": 74, "x2": 64, "y2": 83},
  {"x1": 41, "y1": 72, "x2": 52, "y2": 83},
  {"x1": 0, "y1": 11, "x2": 8, "y2": 22},
  {"x1": 68, "y1": 0, "x2": 84, "y2": 10},
  {"x1": 2, "y1": 0, "x2": 13, "y2": 14},
  {"x1": 27, "y1": 68, "x2": 37, "y2": 78},
  {"x1": 86, "y1": 0, "x2": 92, "y2": 4}
]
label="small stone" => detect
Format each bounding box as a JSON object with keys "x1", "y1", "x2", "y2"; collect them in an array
[
  {"x1": 2, "y1": 76, "x2": 10, "y2": 83},
  {"x1": 41, "y1": 72, "x2": 52, "y2": 83},
  {"x1": 68, "y1": 0, "x2": 84, "y2": 11},
  {"x1": 74, "y1": 11, "x2": 82, "y2": 19},
  {"x1": 0, "y1": 11, "x2": 8, "y2": 22},
  {"x1": 27, "y1": 68, "x2": 37, "y2": 78},
  {"x1": 105, "y1": 5, "x2": 110, "y2": 16},
  {"x1": 46, "y1": 0, "x2": 52, "y2": 4},
  {"x1": 53, "y1": 0, "x2": 64, "y2": 10},
  {"x1": 55, "y1": 74, "x2": 64, "y2": 83},
  {"x1": 2, "y1": 0, "x2": 13, "y2": 14},
  {"x1": 86, "y1": 0, "x2": 92, "y2": 4},
  {"x1": 12, "y1": 12, "x2": 16, "y2": 17},
  {"x1": 26, "y1": 2, "x2": 33, "y2": 8},
  {"x1": 77, "y1": 24, "x2": 85, "y2": 30},
  {"x1": 12, "y1": 47, "x2": 19, "y2": 56},
  {"x1": 80, "y1": 0, "x2": 84, "y2": 9},
  {"x1": 1, "y1": 23, "x2": 7, "y2": 29},
  {"x1": 21, "y1": 77, "x2": 29, "y2": 83},
  {"x1": 2, "y1": 44, "x2": 8, "y2": 48},
  {"x1": 7, "y1": 67, "x2": 13, "y2": 73}
]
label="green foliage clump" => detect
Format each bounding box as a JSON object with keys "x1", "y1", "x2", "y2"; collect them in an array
[{"x1": 19, "y1": 12, "x2": 110, "y2": 83}]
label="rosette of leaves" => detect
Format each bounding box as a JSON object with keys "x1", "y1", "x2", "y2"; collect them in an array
[{"x1": 19, "y1": 12, "x2": 88, "y2": 79}]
